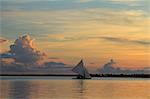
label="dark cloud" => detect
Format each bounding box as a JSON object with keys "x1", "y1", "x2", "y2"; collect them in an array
[
  {"x1": 100, "y1": 36, "x2": 127, "y2": 42},
  {"x1": 49, "y1": 36, "x2": 150, "y2": 46},
  {"x1": 0, "y1": 38, "x2": 8, "y2": 43},
  {"x1": 90, "y1": 62, "x2": 95, "y2": 64},
  {"x1": 133, "y1": 40, "x2": 150, "y2": 45},
  {"x1": 48, "y1": 36, "x2": 86, "y2": 42},
  {"x1": 0, "y1": 53, "x2": 13, "y2": 58},
  {"x1": 48, "y1": 57, "x2": 60, "y2": 59},
  {"x1": 0, "y1": 60, "x2": 72, "y2": 74},
  {"x1": 44, "y1": 61, "x2": 67, "y2": 68},
  {"x1": 100, "y1": 36, "x2": 150, "y2": 45}
]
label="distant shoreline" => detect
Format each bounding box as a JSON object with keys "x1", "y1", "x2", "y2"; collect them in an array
[{"x1": 0, "y1": 74, "x2": 149, "y2": 78}]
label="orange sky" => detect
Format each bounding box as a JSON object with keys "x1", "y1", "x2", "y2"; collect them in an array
[{"x1": 1, "y1": 0, "x2": 150, "y2": 69}]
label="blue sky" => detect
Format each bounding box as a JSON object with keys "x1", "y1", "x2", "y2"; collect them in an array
[
  {"x1": 1, "y1": 0, "x2": 149, "y2": 38},
  {"x1": 1, "y1": 0, "x2": 149, "y2": 36}
]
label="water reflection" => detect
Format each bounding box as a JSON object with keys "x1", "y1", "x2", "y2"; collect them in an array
[
  {"x1": 1, "y1": 78, "x2": 150, "y2": 99},
  {"x1": 78, "y1": 80, "x2": 84, "y2": 94},
  {"x1": 74, "y1": 80, "x2": 86, "y2": 99},
  {"x1": 9, "y1": 81, "x2": 31, "y2": 99}
]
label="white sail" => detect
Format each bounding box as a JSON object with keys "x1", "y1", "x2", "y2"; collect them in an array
[
  {"x1": 72, "y1": 60, "x2": 91, "y2": 78},
  {"x1": 83, "y1": 66, "x2": 91, "y2": 78}
]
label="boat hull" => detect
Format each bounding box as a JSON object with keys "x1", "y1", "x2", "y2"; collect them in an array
[{"x1": 72, "y1": 77, "x2": 91, "y2": 79}]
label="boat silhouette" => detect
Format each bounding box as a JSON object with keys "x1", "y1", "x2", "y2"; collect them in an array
[{"x1": 72, "y1": 60, "x2": 91, "y2": 79}]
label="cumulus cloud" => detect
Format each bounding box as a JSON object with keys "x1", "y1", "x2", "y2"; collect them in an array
[
  {"x1": 99, "y1": 59, "x2": 117, "y2": 73},
  {"x1": 98, "y1": 59, "x2": 150, "y2": 74},
  {"x1": 9, "y1": 34, "x2": 46, "y2": 65}
]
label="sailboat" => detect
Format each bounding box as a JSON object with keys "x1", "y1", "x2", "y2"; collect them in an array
[{"x1": 72, "y1": 60, "x2": 91, "y2": 79}]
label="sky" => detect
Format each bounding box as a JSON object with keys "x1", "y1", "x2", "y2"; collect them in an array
[{"x1": 0, "y1": 0, "x2": 150, "y2": 68}]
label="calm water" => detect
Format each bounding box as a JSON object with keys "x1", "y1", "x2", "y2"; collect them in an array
[{"x1": 0, "y1": 76, "x2": 150, "y2": 99}]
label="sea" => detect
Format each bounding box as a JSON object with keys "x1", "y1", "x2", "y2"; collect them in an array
[{"x1": 0, "y1": 76, "x2": 150, "y2": 99}]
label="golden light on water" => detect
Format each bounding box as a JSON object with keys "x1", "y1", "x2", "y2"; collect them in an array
[{"x1": 1, "y1": 80, "x2": 150, "y2": 99}]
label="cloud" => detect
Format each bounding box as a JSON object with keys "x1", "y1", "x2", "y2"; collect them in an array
[
  {"x1": 100, "y1": 36, "x2": 150, "y2": 45},
  {"x1": 0, "y1": 38, "x2": 8, "y2": 43},
  {"x1": 9, "y1": 34, "x2": 46, "y2": 65},
  {"x1": 109, "y1": 0, "x2": 138, "y2": 3},
  {"x1": 2, "y1": 7, "x2": 148, "y2": 37},
  {"x1": 132, "y1": 40, "x2": 150, "y2": 45},
  {"x1": 0, "y1": 53, "x2": 13, "y2": 58},
  {"x1": 48, "y1": 34, "x2": 87, "y2": 42},
  {"x1": 47, "y1": 34, "x2": 150, "y2": 46},
  {"x1": 108, "y1": 0, "x2": 149, "y2": 8},
  {"x1": 1, "y1": 60, "x2": 72, "y2": 74},
  {"x1": 100, "y1": 36, "x2": 127, "y2": 42},
  {"x1": 75, "y1": 0, "x2": 93, "y2": 3},
  {"x1": 98, "y1": 59, "x2": 150, "y2": 74},
  {"x1": 108, "y1": 0, "x2": 139, "y2": 5},
  {"x1": 48, "y1": 57, "x2": 60, "y2": 59},
  {"x1": 44, "y1": 61, "x2": 67, "y2": 68}
]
